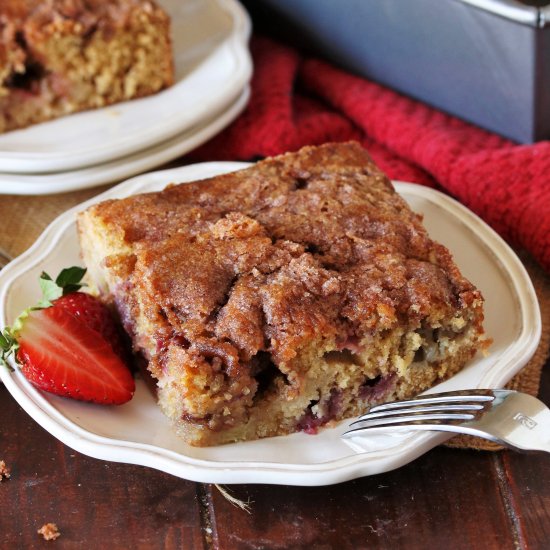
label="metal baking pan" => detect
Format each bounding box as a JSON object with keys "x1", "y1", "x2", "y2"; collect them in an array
[{"x1": 248, "y1": 0, "x2": 550, "y2": 143}]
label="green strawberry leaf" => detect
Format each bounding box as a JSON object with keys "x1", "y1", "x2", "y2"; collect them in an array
[
  {"x1": 0, "y1": 331, "x2": 8, "y2": 349},
  {"x1": 55, "y1": 267, "x2": 87, "y2": 295},
  {"x1": 38, "y1": 267, "x2": 87, "y2": 306},
  {"x1": 1, "y1": 266, "x2": 87, "y2": 368},
  {"x1": 39, "y1": 272, "x2": 63, "y2": 306},
  {"x1": 0, "y1": 326, "x2": 18, "y2": 369}
]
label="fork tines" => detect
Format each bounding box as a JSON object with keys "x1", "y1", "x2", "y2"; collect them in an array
[
  {"x1": 368, "y1": 390, "x2": 495, "y2": 413},
  {"x1": 342, "y1": 390, "x2": 496, "y2": 439}
]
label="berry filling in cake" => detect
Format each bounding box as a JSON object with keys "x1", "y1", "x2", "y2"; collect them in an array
[{"x1": 78, "y1": 142, "x2": 489, "y2": 446}]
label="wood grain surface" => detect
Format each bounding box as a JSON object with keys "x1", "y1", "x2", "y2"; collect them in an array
[{"x1": 0, "y1": 356, "x2": 548, "y2": 549}]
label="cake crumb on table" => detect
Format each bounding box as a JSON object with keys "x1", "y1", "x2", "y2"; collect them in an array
[
  {"x1": 0, "y1": 460, "x2": 10, "y2": 480},
  {"x1": 37, "y1": 523, "x2": 61, "y2": 541}
]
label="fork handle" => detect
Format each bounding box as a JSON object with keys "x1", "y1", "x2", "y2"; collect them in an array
[
  {"x1": 343, "y1": 423, "x2": 501, "y2": 442},
  {"x1": 343, "y1": 422, "x2": 550, "y2": 453}
]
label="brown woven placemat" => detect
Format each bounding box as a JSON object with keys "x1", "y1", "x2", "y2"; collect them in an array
[
  {"x1": 0, "y1": 188, "x2": 548, "y2": 452},
  {"x1": 0, "y1": 186, "x2": 110, "y2": 260},
  {"x1": 447, "y1": 253, "x2": 550, "y2": 450}
]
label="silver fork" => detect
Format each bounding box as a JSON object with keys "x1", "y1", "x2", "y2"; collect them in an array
[{"x1": 342, "y1": 389, "x2": 550, "y2": 453}]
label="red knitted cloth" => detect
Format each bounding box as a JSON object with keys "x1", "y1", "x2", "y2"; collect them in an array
[{"x1": 194, "y1": 36, "x2": 550, "y2": 273}]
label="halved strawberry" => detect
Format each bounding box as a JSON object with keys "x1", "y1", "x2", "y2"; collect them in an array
[
  {"x1": 35, "y1": 266, "x2": 130, "y2": 361},
  {"x1": 0, "y1": 266, "x2": 135, "y2": 405},
  {"x1": 16, "y1": 306, "x2": 134, "y2": 404},
  {"x1": 53, "y1": 292, "x2": 130, "y2": 362}
]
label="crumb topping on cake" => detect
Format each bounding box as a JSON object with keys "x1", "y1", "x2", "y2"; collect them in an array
[
  {"x1": 78, "y1": 142, "x2": 487, "y2": 445},
  {"x1": 94, "y1": 143, "x2": 478, "y2": 363},
  {"x1": 0, "y1": 0, "x2": 172, "y2": 132},
  {"x1": 1, "y1": 0, "x2": 159, "y2": 30}
]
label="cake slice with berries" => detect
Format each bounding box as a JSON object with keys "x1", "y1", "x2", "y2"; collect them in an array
[
  {"x1": 0, "y1": 0, "x2": 173, "y2": 133},
  {"x1": 77, "y1": 142, "x2": 488, "y2": 446}
]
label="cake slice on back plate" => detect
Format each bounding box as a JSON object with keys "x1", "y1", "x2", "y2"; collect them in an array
[
  {"x1": 0, "y1": 0, "x2": 173, "y2": 133},
  {"x1": 78, "y1": 142, "x2": 488, "y2": 446}
]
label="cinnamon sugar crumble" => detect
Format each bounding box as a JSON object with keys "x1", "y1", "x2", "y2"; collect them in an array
[
  {"x1": 37, "y1": 523, "x2": 61, "y2": 541},
  {"x1": 78, "y1": 142, "x2": 488, "y2": 446},
  {"x1": 0, "y1": 460, "x2": 10, "y2": 480}
]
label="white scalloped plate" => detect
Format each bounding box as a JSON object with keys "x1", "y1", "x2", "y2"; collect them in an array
[
  {"x1": 0, "y1": 86, "x2": 249, "y2": 195},
  {"x1": 0, "y1": 164, "x2": 541, "y2": 486},
  {"x1": 0, "y1": 0, "x2": 252, "y2": 174}
]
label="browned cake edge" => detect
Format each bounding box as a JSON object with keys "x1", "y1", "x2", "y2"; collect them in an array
[{"x1": 77, "y1": 142, "x2": 489, "y2": 446}]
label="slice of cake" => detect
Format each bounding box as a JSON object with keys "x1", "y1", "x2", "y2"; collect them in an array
[
  {"x1": 0, "y1": 0, "x2": 173, "y2": 134},
  {"x1": 78, "y1": 142, "x2": 488, "y2": 446}
]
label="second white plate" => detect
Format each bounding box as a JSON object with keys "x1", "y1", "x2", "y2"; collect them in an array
[
  {"x1": 0, "y1": 0, "x2": 252, "y2": 173},
  {"x1": 0, "y1": 87, "x2": 249, "y2": 195},
  {"x1": 0, "y1": 165, "x2": 541, "y2": 485}
]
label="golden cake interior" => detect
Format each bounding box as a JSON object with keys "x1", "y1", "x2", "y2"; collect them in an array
[
  {"x1": 78, "y1": 142, "x2": 488, "y2": 446},
  {"x1": 0, "y1": 0, "x2": 173, "y2": 133}
]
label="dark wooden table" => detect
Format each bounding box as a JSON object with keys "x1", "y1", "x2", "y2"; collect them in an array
[
  {"x1": 1, "y1": 353, "x2": 549, "y2": 549},
  {"x1": 0, "y1": 171, "x2": 548, "y2": 549}
]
